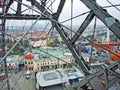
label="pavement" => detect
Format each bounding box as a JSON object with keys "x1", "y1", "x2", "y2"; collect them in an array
[
  {"x1": 13, "y1": 71, "x2": 36, "y2": 90},
  {"x1": 0, "y1": 71, "x2": 36, "y2": 90},
  {"x1": 46, "y1": 84, "x2": 64, "y2": 90}
]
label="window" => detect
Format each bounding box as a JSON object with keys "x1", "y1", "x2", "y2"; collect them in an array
[{"x1": 25, "y1": 61, "x2": 27, "y2": 64}]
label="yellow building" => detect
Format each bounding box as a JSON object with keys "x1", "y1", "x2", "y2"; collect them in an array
[{"x1": 25, "y1": 54, "x2": 75, "y2": 72}]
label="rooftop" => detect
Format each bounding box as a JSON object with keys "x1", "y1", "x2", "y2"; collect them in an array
[
  {"x1": 32, "y1": 47, "x2": 63, "y2": 57},
  {"x1": 36, "y1": 69, "x2": 66, "y2": 87},
  {"x1": 36, "y1": 67, "x2": 85, "y2": 87}
]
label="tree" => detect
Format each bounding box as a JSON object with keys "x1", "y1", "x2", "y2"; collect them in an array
[
  {"x1": 54, "y1": 38, "x2": 60, "y2": 44},
  {"x1": 46, "y1": 38, "x2": 53, "y2": 46},
  {"x1": 10, "y1": 43, "x2": 24, "y2": 55},
  {"x1": 24, "y1": 39, "x2": 29, "y2": 48}
]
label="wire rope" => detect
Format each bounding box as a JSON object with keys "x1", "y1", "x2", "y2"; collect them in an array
[
  {"x1": 2, "y1": 0, "x2": 120, "y2": 68},
  {"x1": 0, "y1": 0, "x2": 68, "y2": 89},
  {"x1": 70, "y1": 0, "x2": 73, "y2": 38},
  {"x1": 33, "y1": 5, "x2": 120, "y2": 61},
  {"x1": 0, "y1": 0, "x2": 120, "y2": 89},
  {"x1": 3, "y1": 0, "x2": 120, "y2": 69},
  {"x1": 106, "y1": 0, "x2": 120, "y2": 13},
  {"x1": 89, "y1": 16, "x2": 97, "y2": 65}
]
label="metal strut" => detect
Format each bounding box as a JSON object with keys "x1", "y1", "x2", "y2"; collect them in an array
[
  {"x1": 30, "y1": 0, "x2": 90, "y2": 75},
  {"x1": 1, "y1": 0, "x2": 120, "y2": 90},
  {"x1": 2, "y1": 0, "x2": 10, "y2": 90},
  {"x1": 81, "y1": 0, "x2": 120, "y2": 39},
  {"x1": 68, "y1": 62, "x2": 120, "y2": 90},
  {"x1": 71, "y1": 11, "x2": 95, "y2": 45}
]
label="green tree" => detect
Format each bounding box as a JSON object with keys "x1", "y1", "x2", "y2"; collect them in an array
[
  {"x1": 24, "y1": 39, "x2": 29, "y2": 47},
  {"x1": 46, "y1": 38, "x2": 53, "y2": 46},
  {"x1": 10, "y1": 43, "x2": 24, "y2": 55}
]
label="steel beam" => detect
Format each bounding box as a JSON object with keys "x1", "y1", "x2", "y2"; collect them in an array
[
  {"x1": 52, "y1": 0, "x2": 89, "y2": 74},
  {"x1": 71, "y1": 11, "x2": 95, "y2": 44},
  {"x1": 30, "y1": 0, "x2": 51, "y2": 16},
  {"x1": 30, "y1": 0, "x2": 90, "y2": 74},
  {"x1": 16, "y1": 0, "x2": 22, "y2": 15},
  {"x1": 90, "y1": 77, "x2": 106, "y2": 90},
  {"x1": 0, "y1": 13, "x2": 49, "y2": 20},
  {"x1": 4, "y1": 0, "x2": 14, "y2": 13},
  {"x1": 2, "y1": 1, "x2": 11, "y2": 89},
  {"x1": 80, "y1": 0, "x2": 120, "y2": 39},
  {"x1": 69, "y1": 62, "x2": 120, "y2": 90},
  {"x1": 107, "y1": 77, "x2": 120, "y2": 89},
  {"x1": 54, "y1": 23, "x2": 89, "y2": 74},
  {"x1": 52, "y1": 0, "x2": 66, "y2": 20}
]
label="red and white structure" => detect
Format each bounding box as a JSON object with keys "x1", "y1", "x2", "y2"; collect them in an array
[{"x1": 24, "y1": 53, "x2": 34, "y2": 71}]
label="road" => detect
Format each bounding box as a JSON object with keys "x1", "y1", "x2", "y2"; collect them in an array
[
  {"x1": 13, "y1": 71, "x2": 36, "y2": 90},
  {"x1": 46, "y1": 85, "x2": 64, "y2": 90},
  {"x1": 0, "y1": 71, "x2": 66, "y2": 90},
  {"x1": 0, "y1": 71, "x2": 36, "y2": 90}
]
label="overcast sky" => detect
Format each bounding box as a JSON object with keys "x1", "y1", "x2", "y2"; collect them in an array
[{"x1": 6, "y1": 0, "x2": 120, "y2": 27}]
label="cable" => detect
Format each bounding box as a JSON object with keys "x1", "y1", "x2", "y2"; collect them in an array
[
  {"x1": 0, "y1": 0, "x2": 50, "y2": 69},
  {"x1": 50, "y1": 0, "x2": 53, "y2": 13},
  {"x1": 28, "y1": 25, "x2": 72, "y2": 65},
  {"x1": 21, "y1": 0, "x2": 120, "y2": 68},
  {"x1": 104, "y1": 4, "x2": 120, "y2": 9},
  {"x1": 0, "y1": 1, "x2": 67, "y2": 88},
  {"x1": 0, "y1": 68, "x2": 25, "y2": 90},
  {"x1": 1, "y1": 21, "x2": 73, "y2": 65},
  {"x1": 106, "y1": 0, "x2": 120, "y2": 13},
  {"x1": 0, "y1": 10, "x2": 43, "y2": 65},
  {"x1": 1, "y1": 0, "x2": 120, "y2": 89},
  {"x1": 3, "y1": 0, "x2": 120, "y2": 66},
  {"x1": 61, "y1": 4, "x2": 120, "y2": 24},
  {"x1": 43, "y1": 0, "x2": 56, "y2": 14},
  {"x1": 34, "y1": 4, "x2": 120, "y2": 60},
  {"x1": 5, "y1": 0, "x2": 120, "y2": 66},
  {"x1": 61, "y1": 11, "x2": 89, "y2": 24},
  {"x1": 89, "y1": 16, "x2": 97, "y2": 65},
  {"x1": 10, "y1": 70, "x2": 25, "y2": 90},
  {"x1": 2, "y1": 0, "x2": 11, "y2": 90},
  {"x1": 70, "y1": 0, "x2": 73, "y2": 38},
  {"x1": 28, "y1": 22, "x2": 72, "y2": 64}
]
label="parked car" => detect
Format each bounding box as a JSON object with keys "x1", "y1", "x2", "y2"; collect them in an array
[
  {"x1": 26, "y1": 70, "x2": 30, "y2": 80},
  {"x1": 26, "y1": 74, "x2": 30, "y2": 79}
]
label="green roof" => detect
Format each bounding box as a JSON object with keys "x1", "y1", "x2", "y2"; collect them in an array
[{"x1": 32, "y1": 48, "x2": 63, "y2": 57}]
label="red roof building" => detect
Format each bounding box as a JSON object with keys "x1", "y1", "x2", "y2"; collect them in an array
[
  {"x1": 25, "y1": 53, "x2": 34, "y2": 71},
  {"x1": 93, "y1": 40, "x2": 114, "y2": 50},
  {"x1": 25, "y1": 54, "x2": 34, "y2": 59},
  {"x1": 111, "y1": 52, "x2": 120, "y2": 61}
]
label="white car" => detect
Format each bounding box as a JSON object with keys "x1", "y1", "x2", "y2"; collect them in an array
[
  {"x1": 26, "y1": 74, "x2": 30, "y2": 79},
  {"x1": 26, "y1": 70, "x2": 30, "y2": 79}
]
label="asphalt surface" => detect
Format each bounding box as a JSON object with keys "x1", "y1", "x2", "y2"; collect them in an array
[
  {"x1": 46, "y1": 84, "x2": 64, "y2": 90},
  {"x1": 0, "y1": 71, "x2": 36, "y2": 90},
  {"x1": 0, "y1": 71, "x2": 67, "y2": 90}
]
